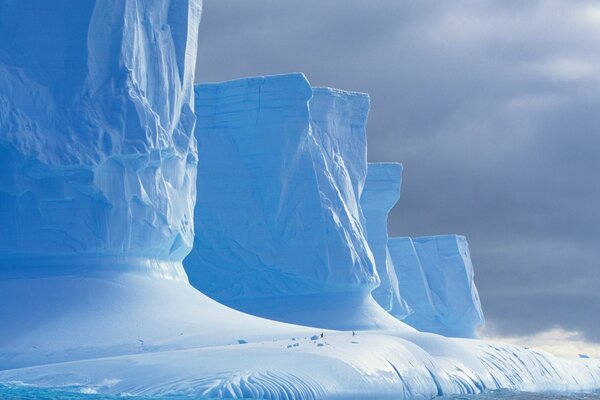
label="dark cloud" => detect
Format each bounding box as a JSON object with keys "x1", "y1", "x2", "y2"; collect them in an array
[{"x1": 196, "y1": 0, "x2": 600, "y2": 341}]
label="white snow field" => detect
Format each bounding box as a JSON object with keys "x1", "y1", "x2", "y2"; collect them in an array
[{"x1": 0, "y1": 1, "x2": 599, "y2": 399}]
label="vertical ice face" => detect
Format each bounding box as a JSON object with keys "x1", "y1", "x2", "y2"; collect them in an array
[
  {"x1": 0, "y1": 0, "x2": 202, "y2": 273},
  {"x1": 184, "y1": 74, "x2": 407, "y2": 330},
  {"x1": 388, "y1": 237, "x2": 437, "y2": 324},
  {"x1": 390, "y1": 235, "x2": 485, "y2": 338},
  {"x1": 360, "y1": 163, "x2": 411, "y2": 318}
]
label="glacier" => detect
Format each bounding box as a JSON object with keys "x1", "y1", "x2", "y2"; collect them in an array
[
  {"x1": 0, "y1": 1, "x2": 599, "y2": 399},
  {"x1": 413, "y1": 235, "x2": 485, "y2": 338},
  {"x1": 389, "y1": 236, "x2": 485, "y2": 338},
  {"x1": 361, "y1": 162, "x2": 411, "y2": 318},
  {"x1": 184, "y1": 74, "x2": 407, "y2": 331},
  {"x1": 0, "y1": 0, "x2": 202, "y2": 264}
]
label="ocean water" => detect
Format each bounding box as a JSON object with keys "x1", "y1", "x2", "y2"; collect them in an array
[
  {"x1": 446, "y1": 391, "x2": 600, "y2": 400},
  {"x1": 0, "y1": 385, "x2": 599, "y2": 400}
]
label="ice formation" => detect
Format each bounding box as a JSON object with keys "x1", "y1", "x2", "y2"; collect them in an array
[
  {"x1": 361, "y1": 162, "x2": 411, "y2": 318},
  {"x1": 388, "y1": 237, "x2": 438, "y2": 325},
  {"x1": 1, "y1": 1, "x2": 599, "y2": 398},
  {"x1": 0, "y1": 0, "x2": 201, "y2": 266},
  {"x1": 410, "y1": 235, "x2": 485, "y2": 338},
  {"x1": 184, "y1": 74, "x2": 405, "y2": 330},
  {"x1": 389, "y1": 235, "x2": 485, "y2": 338}
]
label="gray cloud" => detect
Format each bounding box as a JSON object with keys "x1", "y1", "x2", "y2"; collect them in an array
[{"x1": 196, "y1": 0, "x2": 600, "y2": 342}]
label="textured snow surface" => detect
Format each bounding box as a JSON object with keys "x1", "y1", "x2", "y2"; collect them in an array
[
  {"x1": 0, "y1": 0, "x2": 201, "y2": 262},
  {"x1": 391, "y1": 235, "x2": 485, "y2": 338},
  {"x1": 361, "y1": 162, "x2": 411, "y2": 318},
  {"x1": 184, "y1": 74, "x2": 406, "y2": 331},
  {"x1": 1, "y1": 2, "x2": 599, "y2": 398}
]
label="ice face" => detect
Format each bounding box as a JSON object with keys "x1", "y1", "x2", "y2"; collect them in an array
[
  {"x1": 184, "y1": 74, "x2": 408, "y2": 330},
  {"x1": 0, "y1": 0, "x2": 202, "y2": 269},
  {"x1": 390, "y1": 235, "x2": 485, "y2": 338},
  {"x1": 388, "y1": 237, "x2": 437, "y2": 322},
  {"x1": 360, "y1": 163, "x2": 411, "y2": 318}
]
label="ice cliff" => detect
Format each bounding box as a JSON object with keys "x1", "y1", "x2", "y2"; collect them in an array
[
  {"x1": 1, "y1": 2, "x2": 599, "y2": 398},
  {"x1": 184, "y1": 74, "x2": 406, "y2": 330},
  {"x1": 390, "y1": 235, "x2": 485, "y2": 338},
  {"x1": 0, "y1": 0, "x2": 201, "y2": 268},
  {"x1": 361, "y1": 162, "x2": 411, "y2": 318}
]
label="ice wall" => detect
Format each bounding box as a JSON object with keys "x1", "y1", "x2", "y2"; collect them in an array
[
  {"x1": 390, "y1": 235, "x2": 485, "y2": 338},
  {"x1": 388, "y1": 237, "x2": 438, "y2": 325},
  {"x1": 0, "y1": 0, "x2": 202, "y2": 274},
  {"x1": 184, "y1": 74, "x2": 406, "y2": 330},
  {"x1": 360, "y1": 163, "x2": 411, "y2": 318}
]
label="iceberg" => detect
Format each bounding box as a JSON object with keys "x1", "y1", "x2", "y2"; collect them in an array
[
  {"x1": 388, "y1": 237, "x2": 438, "y2": 325},
  {"x1": 361, "y1": 162, "x2": 411, "y2": 318},
  {"x1": 0, "y1": 0, "x2": 201, "y2": 264},
  {"x1": 390, "y1": 235, "x2": 485, "y2": 338},
  {"x1": 184, "y1": 74, "x2": 406, "y2": 331},
  {"x1": 1, "y1": 1, "x2": 599, "y2": 398}
]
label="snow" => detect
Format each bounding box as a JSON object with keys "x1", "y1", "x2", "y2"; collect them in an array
[
  {"x1": 361, "y1": 162, "x2": 411, "y2": 318},
  {"x1": 0, "y1": 1, "x2": 599, "y2": 398}
]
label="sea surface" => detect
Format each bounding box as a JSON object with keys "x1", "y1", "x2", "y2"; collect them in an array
[{"x1": 0, "y1": 385, "x2": 599, "y2": 400}]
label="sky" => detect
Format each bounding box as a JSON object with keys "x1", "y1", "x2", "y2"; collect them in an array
[{"x1": 194, "y1": 0, "x2": 600, "y2": 353}]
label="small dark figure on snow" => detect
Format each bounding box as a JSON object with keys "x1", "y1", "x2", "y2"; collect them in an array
[{"x1": 320, "y1": 332, "x2": 324, "y2": 339}]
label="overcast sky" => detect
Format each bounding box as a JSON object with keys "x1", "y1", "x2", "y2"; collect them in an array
[{"x1": 195, "y1": 1, "x2": 600, "y2": 348}]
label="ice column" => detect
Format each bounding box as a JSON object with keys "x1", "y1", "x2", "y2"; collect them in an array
[
  {"x1": 0, "y1": 0, "x2": 202, "y2": 278},
  {"x1": 390, "y1": 235, "x2": 485, "y2": 338},
  {"x1": 360, "y1": 163, "x2": 411, "y2": 318},
  {"x1": 185, "y1": 74, "x2": 407, "y2": 330}
]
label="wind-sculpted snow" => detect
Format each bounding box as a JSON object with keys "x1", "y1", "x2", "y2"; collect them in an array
[
  {"x1": 0, "y1": 0, "x2": 201, "y2": 265},
  {"x1": 361, "y1": 163, "x2": 411, "y2": 318},
  {"x1": 184, "y1": 74, "x2": 405, "y2": 330},
  {"x1": 1, "y1": 334, "x2": 599, "y2": 399},
  {"x1": 391, "y1": 235, "x2": 485, "y2": 338}
]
